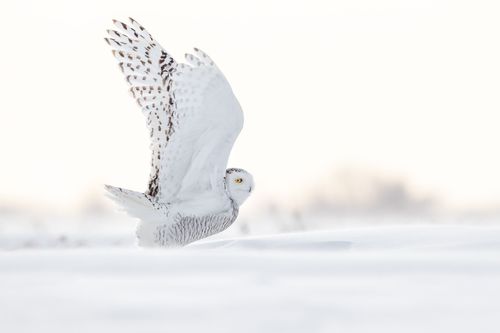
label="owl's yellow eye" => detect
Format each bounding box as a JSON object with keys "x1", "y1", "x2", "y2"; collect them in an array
[{"x1": 234, "y1": 178, "x2": 243, "y2": 184}]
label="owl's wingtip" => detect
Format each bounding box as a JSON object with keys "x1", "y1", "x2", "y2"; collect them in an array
[{"x1": 104, "y1": 184, "x2": 120, "y2": 195}]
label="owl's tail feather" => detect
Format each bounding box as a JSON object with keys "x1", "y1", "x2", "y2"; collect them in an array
[{"x1": 104, "y1": 185, "x2": 164, "y2": 222}]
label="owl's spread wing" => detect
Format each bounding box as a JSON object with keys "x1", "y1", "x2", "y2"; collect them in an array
[{"x1": 106, "y1": 18, "x2": 243, "y2": 203}]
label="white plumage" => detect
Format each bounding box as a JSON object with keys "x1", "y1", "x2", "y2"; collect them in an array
[{"x1": 104, "y1": 18, "x2": 254, "y2": 247}]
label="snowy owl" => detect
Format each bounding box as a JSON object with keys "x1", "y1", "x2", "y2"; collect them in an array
[{"x1": 104, "y1": 18, "x2": 254, "y2": 247}]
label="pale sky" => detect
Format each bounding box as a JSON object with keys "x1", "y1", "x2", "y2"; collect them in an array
[{"x1": 0, "y1": 0, "x2": 499, "y2": 212}]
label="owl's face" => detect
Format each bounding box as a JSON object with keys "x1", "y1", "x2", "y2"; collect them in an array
[{"x1": 225, "y1": 168, "x2": 254, "y2": 206}]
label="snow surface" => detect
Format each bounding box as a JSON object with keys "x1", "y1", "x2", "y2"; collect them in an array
[{"x1": 1, "y1": 225, "x2": 500, "y2": 333}]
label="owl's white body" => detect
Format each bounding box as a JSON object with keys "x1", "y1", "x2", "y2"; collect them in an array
[
  {"x1": 105, "y1": 184, "x2": 239, "y2": 247},
  {"x1": 104, "y1": 18, "x2": 253, "y2": 247}
]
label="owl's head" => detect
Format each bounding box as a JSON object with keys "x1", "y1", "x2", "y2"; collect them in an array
[{"x1": 225, "y1": 168, "x2": 254, "y2": 206}]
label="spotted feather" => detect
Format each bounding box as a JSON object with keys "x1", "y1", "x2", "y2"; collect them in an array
[{"x1": 106, "y1": 18, "x2": 177, "y2": 199}]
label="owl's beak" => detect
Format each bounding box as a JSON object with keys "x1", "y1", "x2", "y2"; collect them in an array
[{"x1": 248, "y1": 186, "x2": 253, "y2": 193}]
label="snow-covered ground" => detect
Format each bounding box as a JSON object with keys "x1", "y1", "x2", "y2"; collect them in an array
[{"x1": 1, "y1": 225, "x2": 500, "y2": 333}]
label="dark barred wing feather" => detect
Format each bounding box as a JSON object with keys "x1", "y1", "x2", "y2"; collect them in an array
[{"x1": 105, "y1": 18, "x2": 176, "y2": 199}]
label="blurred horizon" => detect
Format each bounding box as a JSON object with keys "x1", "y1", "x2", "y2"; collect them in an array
[{"x1": 2, "y1": 167, "x2": 499, "y2": 221}]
